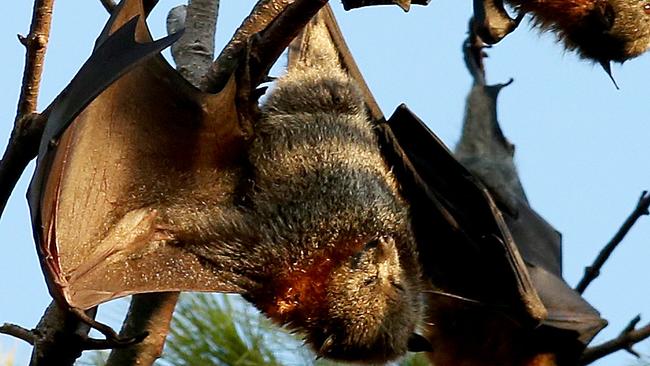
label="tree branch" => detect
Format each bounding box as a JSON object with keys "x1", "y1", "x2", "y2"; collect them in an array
[
  {"x1": 581, "y1": 315, "x2": 650, "y2": 364},
  {"x1": 17, "y1": 0, "x2": 53, "y2": 117},
  {"x1": 0, "y1": 323, "x2": 35, "y2": 345},
  {"x1": 0, "y1": 0, "x2": 54, "y2": 219},
  {"x1": 201, "y1": 0, "x2": 328, "y2": 93},
  {"x1": 201, "y1": 0, "x2": 290, "y2": 92},
  {"x1": 246, "y1": 0, "x2": 329, "y2": 88},
  {"x1": 167, "y1": 0, "x2": 220, "y2": 86},
  {"x1": 28, "y1": 302, "x2": 91, "y2": 366},
  {"x1": 575, "y1": 191, "x2": 650, "y2": 294},
  {"x1": 105, "y1": 293, "x2": 179, "y2": 366},
  {"x1": 340, "y1": 0, "x2": 430, "y2": 11}
]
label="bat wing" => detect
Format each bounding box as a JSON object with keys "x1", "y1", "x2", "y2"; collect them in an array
[
  {"x1": 378, "y1": 105, "x2": 546, "y2": 323},
  {"x1": 504, "y1": 200, "x2": 607, "y2": 347},
  {"x1": 28, "y1": 0, "x2": 247, "y2": 310}
]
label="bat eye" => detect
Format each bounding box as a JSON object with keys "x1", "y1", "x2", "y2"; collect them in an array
[
  {"x1": 391, "y1": 281, "x2": 405, "y2": 292},
  {"x1": 644, "y1": 3, "x2": 650, "y2": 14},
  {"x1": 363, "y1": 275, "x2": 378, "y2": 286}
]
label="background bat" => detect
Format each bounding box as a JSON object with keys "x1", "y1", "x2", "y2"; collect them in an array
[
  {"x1": 435, "y1": 32, "x2": 608, "y2": 365},
  {"x1": 342, "y1": 0, "x2": 650, "y2": 77}
]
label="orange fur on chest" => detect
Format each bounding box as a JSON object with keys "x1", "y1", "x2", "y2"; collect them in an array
[
  {"x1": 509, "y1": 0, "x2": 597, "y2": 31},
  {"x1": 253, "y1": 239, "x2": 365, "y2": 327}
]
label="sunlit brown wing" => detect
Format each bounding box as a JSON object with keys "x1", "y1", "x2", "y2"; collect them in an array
[{"x1": 27, "y1": 0, "x2": 247, "y2": 310}]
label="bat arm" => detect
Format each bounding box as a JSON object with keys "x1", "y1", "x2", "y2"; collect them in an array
[{"x1": 67, "y1": 208, "x2": 170, "y2": 284}]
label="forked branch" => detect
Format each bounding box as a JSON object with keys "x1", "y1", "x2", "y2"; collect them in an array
[
  {"x1": 576, "y1": 191, "x2": 650, "y2": 294},
  {"x1": 202, "y1": 0, "x2": 329, "y2": 93},
  {"x1": 581, "y1": 315, "x2": 650, "y2": 364}
]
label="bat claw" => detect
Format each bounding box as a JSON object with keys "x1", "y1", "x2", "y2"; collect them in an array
[
  {"x1": 80, "y1": 331, "x2": 149, "y2": 350},
  {"x1": 70, "y1": 307, "x2": 149, "y2": 349}
]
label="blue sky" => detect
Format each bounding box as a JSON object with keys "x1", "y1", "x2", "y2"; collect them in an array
[{"x1": 1, "y1": 1, "x2": 650, "y2": 365}]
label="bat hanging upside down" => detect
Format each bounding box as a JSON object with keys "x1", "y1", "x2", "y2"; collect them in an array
[
  {"x1": 131, "y1": 14, "x2": 429, "y2": 363},
  {"x1": 344, "y1": 0, "x2": 650, "y2": 72},
  {"x1": 496, "y1": 0, "x2": 650, "y2": 65}
]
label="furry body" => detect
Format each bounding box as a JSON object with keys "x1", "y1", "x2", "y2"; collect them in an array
[
  {"x1": 158, "y1": 18, "x2": 424, "y2": 363},
  {"x1": 508, "y1": 0, "x2": 650, "y2": 62}
]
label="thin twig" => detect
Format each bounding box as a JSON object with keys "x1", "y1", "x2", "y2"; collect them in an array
[
  {"x1": 16, "y1": 0, "x2": 53, "y2": 117},
  {"x1": 100, "y1": 0, "x2": 117, "y2": 13},
  {"x1": 0, "y1": 0, "x2": 55, "y2": 219},
  {"x1": 575, "y1": 191, "x2": 650, "y2": 294},
  {"x1": 0, "y1": 323, "x2": 35, "y2": 345},
  {"x1": 581, "y1": 315, "x2": 650, "y2": 364}
]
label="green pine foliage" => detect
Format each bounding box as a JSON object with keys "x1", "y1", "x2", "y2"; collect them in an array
[
  {"x1": 160, "y1": 294, "x2": 286, "y2": 366},
  {"x1": 82, "y1": 293, "x2": 430, "y2": 365},
  {"x1": 160, "y1": 293, "x2": 430, "y2": 366}
]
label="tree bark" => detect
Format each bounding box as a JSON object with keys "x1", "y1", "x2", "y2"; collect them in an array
[
  {"x1": 167, "y1": 0, "x2": 221, "y2": 87},
  {"x1": 105, "y1": 293, "x2": 179, "y2": 366}
]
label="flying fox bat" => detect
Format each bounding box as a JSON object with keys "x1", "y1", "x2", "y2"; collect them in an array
[
  {"x1": 28, "y1": 0, "x2": 550, "y2": 362},
  {"x1": 424, "y1": 32, "x2": 607, "y2": 366},
  {"x1": 342, "y1": 0, "x2": 650, "y2": 81}
]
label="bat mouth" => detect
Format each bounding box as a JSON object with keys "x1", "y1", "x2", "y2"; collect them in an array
[{"x1": 310, "y1": 331, "x2": 404, "y2": 363}]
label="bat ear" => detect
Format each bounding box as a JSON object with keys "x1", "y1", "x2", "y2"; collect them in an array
[{"x1": 407, "y1": 333, "x2": 433, "y2": 353}]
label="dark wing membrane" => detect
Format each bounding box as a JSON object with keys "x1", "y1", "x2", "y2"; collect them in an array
[
  {"x1": 504, "y1": 202, "x2": 562, "y2": 275},
  {"x1": 377, "y1": 104, "x2": 546, "y2": 324},
  {"x1": 27, "y1": 0, "x2": 245, "y2": 309},
  {"x1": 504, "y1": 199, "x2": 607, "y2": 348}
]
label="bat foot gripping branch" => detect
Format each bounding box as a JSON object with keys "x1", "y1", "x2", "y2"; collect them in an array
[
  {"x1": 70, "y1": 307, "x2": 148, "y2": 349},
  {"x1": 473, "y1": 0, "x2": 525, "y2": 44}
]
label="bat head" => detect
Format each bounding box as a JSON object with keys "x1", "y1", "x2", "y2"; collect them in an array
[
  {"x1": 563, "y1": 0, "x2": 650, "y2": 63},
  {"x1": 304, "y1": 236, "x2": 429, "y2": 363}
]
